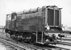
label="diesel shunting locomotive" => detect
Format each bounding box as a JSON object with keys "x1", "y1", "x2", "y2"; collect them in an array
[{"x1": 5, "y1": 5, "x2": 65, "y2": 44}]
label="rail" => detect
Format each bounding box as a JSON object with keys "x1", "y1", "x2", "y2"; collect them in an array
[
  {"x1": 0, "y1": 36, "x2": 70, "y2": 50},
  {"x1": 0, "y1": 29, "x2": 70, "y2": 50}
]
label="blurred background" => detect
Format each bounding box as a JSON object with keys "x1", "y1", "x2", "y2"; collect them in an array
[{"x1": 0, "y1": 0, "x2": 71, "y2": 27}]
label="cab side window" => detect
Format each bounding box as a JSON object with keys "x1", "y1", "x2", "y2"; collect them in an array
[
  {"x1": 11, "y1": 13, "x2": 17, "y2": 21},
  {"x1": 7, "y1": 14, "x2": 11, "y2": 20}
]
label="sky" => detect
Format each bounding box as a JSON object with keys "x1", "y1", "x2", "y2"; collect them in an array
[{"x1": 0, "y1": 0, "x2": 71, "y2": 27}]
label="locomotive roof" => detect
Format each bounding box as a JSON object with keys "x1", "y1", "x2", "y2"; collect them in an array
[{"x1": 10, "y1": 5, "x2": 61, "y2": 15}]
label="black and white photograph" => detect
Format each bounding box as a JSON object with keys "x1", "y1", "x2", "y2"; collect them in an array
[{"x1": 0, "y1": 0, "x2": 71, "y2": 50}]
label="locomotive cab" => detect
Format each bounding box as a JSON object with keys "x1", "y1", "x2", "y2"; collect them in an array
[{"x1": 5, "y1": 13, "x2": 17, "y2": 34}]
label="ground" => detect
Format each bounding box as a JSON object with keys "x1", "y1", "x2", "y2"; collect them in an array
[
  {"x1": 0, "y1": 29, "x2": 15, "y2": 50},
  {"x1": 0, "y1": 43, "x2": 6, "y2": 50}
]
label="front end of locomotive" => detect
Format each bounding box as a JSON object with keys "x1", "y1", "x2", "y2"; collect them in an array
[
  {"x1": 45, "y1": 6, "x2": 61, "y2": 44},
  {"x1": 39, "y1": 6, "x2": 63, "y2": 44}
]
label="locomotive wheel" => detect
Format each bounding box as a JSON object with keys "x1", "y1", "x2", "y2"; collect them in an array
[
  {"x1": 30, "y1": 34, "x2": 36, "y2": 44},
  {"x1": 22, "y1": 35, "x2": 36, "y2": 44},
  {"x1": 17, "y1": 36, "x2": 23, "y2": 42},
  {"x1": 6, "y1": 33, "x2": 10, "y2": 38},
  {"x1": 10, "y1": 34, "x2": 15, "y2": 39}
]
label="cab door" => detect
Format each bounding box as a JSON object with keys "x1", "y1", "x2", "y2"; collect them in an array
[{"x1": 11, "y1": 13, "x2": 17, "y2": 30}]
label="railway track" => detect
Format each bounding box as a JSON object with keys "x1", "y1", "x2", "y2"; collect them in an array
[
  {"x1": 0, "y1": 37, "x2": 60, "y2": 50},
  {"x1": 0, "y1": 35, "x2": 70, "y2": 50},
  {"x1": 0, "y1": 29, "x2": 70, "y2": 50}
]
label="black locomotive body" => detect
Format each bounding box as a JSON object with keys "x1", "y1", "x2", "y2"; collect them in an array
[{"x1": 5, "y1": 6, "x2": 64, "y2": 44}]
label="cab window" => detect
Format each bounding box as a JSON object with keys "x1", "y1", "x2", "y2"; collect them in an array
[
  {"x1": 7, "y1": 14, "x2": 11, "y2": 20},
  {"x1": 11, "y1": 13, "x2": 17, "y2": 21}
]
